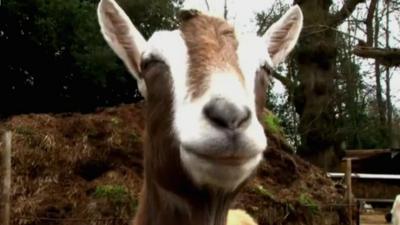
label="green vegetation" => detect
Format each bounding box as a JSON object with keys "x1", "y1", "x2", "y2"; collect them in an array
[
  {"x1": 254, "y1": 184, "x2": 274, "y2": 199},
  {"x1": 298, "y1": 193, "x2": 319, "y2": 215},
  {"x1": 1, "y1": 0, "x2": 182, "y2": 114},
  {"x1": 263, "y1": 113, "x2": 282, "y2": 134},
  {"x1": 15, "y1": 126, "x2": 35, "y2": 136},
  {"x1": 94, "y1": 185, "x2": 129, "y2": 203},
  {"x1": 93, "y1": 184, "x2": 138, "y2": 213}
]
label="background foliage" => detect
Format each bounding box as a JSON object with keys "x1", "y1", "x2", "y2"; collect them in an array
[{"x1": 0, "y1": 0, "x2": 181, "y2": 115}]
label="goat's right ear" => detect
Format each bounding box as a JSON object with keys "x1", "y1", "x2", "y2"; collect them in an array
[{"x1": 97, "y1": 0, "x2": 147, "y2": 97}]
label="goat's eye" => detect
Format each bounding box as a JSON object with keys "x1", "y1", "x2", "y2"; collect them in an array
[{"x1": 222, "y1": 30, "x2": 235, "y2": 38}]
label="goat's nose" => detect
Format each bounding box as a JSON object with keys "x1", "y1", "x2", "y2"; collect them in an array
[{"x1": 203, "y1": 98, "x2": 251, "y2": 130}]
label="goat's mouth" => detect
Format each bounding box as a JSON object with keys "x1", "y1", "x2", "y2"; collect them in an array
[
  {"x1": 185, "y1": 149, "x2": 255, "y2": 166},
  {"x1": 179, "y1": 145, "x2": 263, "y2": 190},
  {"x1": 181, "y1": 145, "x2": 259, "y2": 166}
]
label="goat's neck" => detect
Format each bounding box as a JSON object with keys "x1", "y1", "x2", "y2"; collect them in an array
[
  {"x1": 134, "y1": 134, "x2": 237, "y2": 225},
  {"x1": 134, "y1": 178, "x2": 235, "y2": 225},
  {"x1": 135, "y1": 100, "x2": 238, "y2": 225}
]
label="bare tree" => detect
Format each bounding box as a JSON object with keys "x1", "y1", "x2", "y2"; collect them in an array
[{"x1": 353, "y1": 1, "x2": 400, "y2": 66}]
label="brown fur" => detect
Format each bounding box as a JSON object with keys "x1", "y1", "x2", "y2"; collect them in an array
[
  {"x1": 180, "y1": 13, "x2": 244, "y2": 99},
  {"x1": 254, "y1": 68, "x2": 269, "y2": 121}
]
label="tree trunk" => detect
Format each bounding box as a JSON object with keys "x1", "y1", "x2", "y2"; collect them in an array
[
  {"x1": 292, "y1": 0, "x2": 365, "y2": 169},
  {"x1": 385, "y1": 1, "x2": 393, "y2": 146},
  {"x1": 386, "y1": 68, "x2": 392, "y2": 135},
  {"x1": 293, "y1": 0, "x2": 339, "y2": 169},
  {"x1": 374, "y1": 3, "x2": 386, "y2": 126},
  {"x1": 375, "y1": 63, "x2": 385, "y2": 124}
]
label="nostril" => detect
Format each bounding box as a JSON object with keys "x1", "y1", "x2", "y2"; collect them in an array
[
  {"x1": 203, "y1": 106, "x2": 228, "y2": 128},
  {"x1": 236, "y1": 108, "x2": 251, "y2": 128},
  {"x1": 203, "y1": 98, "x2": 251, "y2": 130}
]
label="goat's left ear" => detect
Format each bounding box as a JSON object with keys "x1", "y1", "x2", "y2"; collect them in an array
[{"x1": 262, "y1": 5, "x2": 303, "y2": 66}]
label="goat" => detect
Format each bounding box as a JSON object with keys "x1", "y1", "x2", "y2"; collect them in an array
[
  {"x1": 97, "y1": 1, "x2": 303, "y2": 224},
  {"x1": 392, "y1": 194, "x2": 400, "y2": 225}
]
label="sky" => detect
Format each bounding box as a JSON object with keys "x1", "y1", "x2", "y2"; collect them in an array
[{"x1": 183, "y1": 0, "x2": 400, "y2": 108}]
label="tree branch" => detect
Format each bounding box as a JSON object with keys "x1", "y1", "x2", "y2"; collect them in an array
[
  {"x1": 271, "y1": 70, "x2": 292, "y2": 89},
  {"x1": 204, "y1": 0, "x2": 210, "y2": 11},
  {"x1": 223, "y1": 0, "x2": 228, "y2": 20},
  {"x1": 353, "y1": 45, "x2": 400, "y2": 67},
  {"x1": 329, "y1": 0, "x2": 366, "y2": 27},
  {"x1": 365, "y1": 0, "x2": 378, "y2": 46}
]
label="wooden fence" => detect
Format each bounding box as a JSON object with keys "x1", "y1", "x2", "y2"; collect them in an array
[{"x1": 1, "y1": 131, "x2": 12, "y2": 225}]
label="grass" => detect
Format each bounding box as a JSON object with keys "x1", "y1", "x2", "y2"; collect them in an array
[
  {"x1": 93, "y1": 185, "x2": 130, "y2": 203},
  {"x1": 263, "y1": 113, "x2": 282, "y2": 134},
  {"x1": 93, "y1": 184, "x2": 138, "y2": 216},
  {"x1": 254, "y1": 184, "x2": 274, "y2": 199},
  {"x1": 298, "y1": 193, "x2": 320, "y2": 214},
  {"x1": 14, "y1": 125, "x2": 55, "y2": 149},
  {"x1": 15, "y1": 125, "x2": 35, "y2": 136}
]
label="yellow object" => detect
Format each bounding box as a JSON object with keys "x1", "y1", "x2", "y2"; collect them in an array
[{"x1": 227, "y1": 209, "x2": 258, "y2": 225}]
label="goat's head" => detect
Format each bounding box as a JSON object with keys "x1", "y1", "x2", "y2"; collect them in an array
[{"x1": 97, "y1": 0, "x2": 303, "y2": 191}]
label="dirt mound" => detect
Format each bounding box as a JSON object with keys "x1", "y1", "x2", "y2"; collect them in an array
[{"x1": 2, "y1": 103, "x2": 347, "y2": 225}]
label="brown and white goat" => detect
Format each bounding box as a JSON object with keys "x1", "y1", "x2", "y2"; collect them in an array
[{"x1": 97, "y1": 1, "x2": 302, "y2": 224}]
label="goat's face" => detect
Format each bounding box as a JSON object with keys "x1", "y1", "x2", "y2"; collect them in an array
[{"x1": 98, "y1": 0, "x2": 303, "y2": 191}]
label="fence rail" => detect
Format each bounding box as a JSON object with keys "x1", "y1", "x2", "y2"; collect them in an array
[{"x1": 328, "y1": 172, "x2": 400, "y2": 180}]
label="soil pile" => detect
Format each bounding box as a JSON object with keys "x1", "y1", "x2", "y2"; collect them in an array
[{"x1": 1, "y1": 103, "x2": 347, "y2": 225}]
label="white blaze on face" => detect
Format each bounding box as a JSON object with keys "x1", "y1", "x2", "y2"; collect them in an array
[
  {"x1": 175, "y1": 71, "x2": 267, "y2": 190},
  {"x1": 171, "y1": 35, "x2": 271, "y2": 190},
  {"x1": 144, "y1": 31, "x2": 268, "y2": 190}
]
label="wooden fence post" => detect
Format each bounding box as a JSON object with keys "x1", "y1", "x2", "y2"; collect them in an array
[
  {"x1": 1, "y1": 131, "x2": 12, "y2": 225},
  {"x1": 345, "y1": 158, "x2": 353, "y2": 225}
]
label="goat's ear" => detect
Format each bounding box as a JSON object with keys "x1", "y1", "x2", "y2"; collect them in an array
[
  {"x1": 97, "y1": 0, "x2": 147, "y2": 97},
  {"x1": 262, "y1": 5, "x2": 303, "y2": 67}
]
